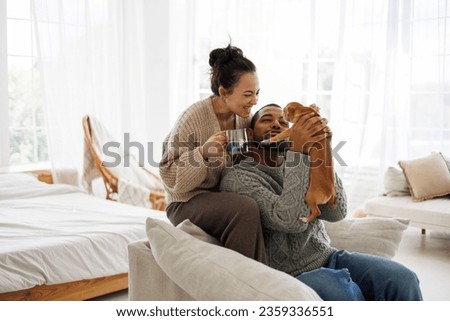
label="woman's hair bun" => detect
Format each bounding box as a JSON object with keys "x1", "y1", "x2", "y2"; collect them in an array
[
  {"x1": 208, "y1": 43, "x2": 256, "y2": 96},
  {"x1": 209, "y1": 45, "x2": 244, "y2": 67}
]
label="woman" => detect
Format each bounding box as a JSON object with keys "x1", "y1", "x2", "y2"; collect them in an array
[{"x1": 159, "y1": 44, "x2": 266, "y2": 263}]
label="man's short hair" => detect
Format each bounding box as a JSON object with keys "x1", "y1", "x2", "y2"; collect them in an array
[{"x1": 250, "y1": 103, "x2": 282, "y2": 129}]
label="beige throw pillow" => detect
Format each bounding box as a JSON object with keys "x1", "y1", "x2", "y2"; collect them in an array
[
  {"x1": 146, "y1": 218, "x2": 322, "y2": 301},
  {"x1": 398, "y1": 153, "x2": 450, "y2": 201},
  {"x1": 323, "y1": 217, "x2": 409, "y2": 258}
]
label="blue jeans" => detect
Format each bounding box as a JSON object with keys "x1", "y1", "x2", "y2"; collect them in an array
[{"x1": 296, "y1": 250, "x2": 423, "y2": 301}]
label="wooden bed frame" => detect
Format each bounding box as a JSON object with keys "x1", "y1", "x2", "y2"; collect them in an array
[
  {"x1": 0, "y1": 171, "x2": 128, "y2": 301},
  {"x1": 0, "y1": 273, "x2": 128, "y2": 301}
]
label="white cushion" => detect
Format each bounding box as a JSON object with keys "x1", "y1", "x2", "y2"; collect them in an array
[
  {"x1": 0, "y1": 172, "x2": 40, "y2": 186},
  {"x1": 364, "y1": 196, "x2": 450, "y2": 232},
  {"x1": 145, "y1": 218, "x2": 322, "y2": 301},
  {"x1": 323, "y1": 217, "x2": 409, "y2": 258},
  {"x1": 383, "y1": 167, "x2": 410, "y2": 197}
]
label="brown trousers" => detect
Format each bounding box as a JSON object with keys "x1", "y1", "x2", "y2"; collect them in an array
[{"x1": 166, "y1": 192, "x2": 267, "y2": 264}]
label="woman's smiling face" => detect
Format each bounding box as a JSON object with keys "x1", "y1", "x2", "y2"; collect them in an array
[{"x1": 224, "y1": 72, "x2": 260, "y2": 119}]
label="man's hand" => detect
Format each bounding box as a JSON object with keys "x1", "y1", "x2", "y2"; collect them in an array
[{"x1": 289, "y1": 113, "x2": 329, "y2": 154}]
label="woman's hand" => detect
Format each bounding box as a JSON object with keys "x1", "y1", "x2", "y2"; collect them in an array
[
  {"x1": 289, "y1": 113, "x2": 330, "y2": 154},
  {"x1": 199, "y1": 131, "x2": 228, "y2": 159}
]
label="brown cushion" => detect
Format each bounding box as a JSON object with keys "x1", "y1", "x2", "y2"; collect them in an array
[{"x1": 398, "y1": 153, "x2": 450, "y2": 201}]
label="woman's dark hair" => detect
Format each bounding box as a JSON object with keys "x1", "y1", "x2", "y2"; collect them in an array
[{"x1": 209, "y1": 44, "x2": 256, "y2": 96}]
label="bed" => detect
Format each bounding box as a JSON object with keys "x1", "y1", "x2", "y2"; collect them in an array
[{"x1": 0, "y1": 172, "x2": 168, "y2": 300}]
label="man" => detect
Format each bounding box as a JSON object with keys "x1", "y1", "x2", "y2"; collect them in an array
[{"x1": 220, "y1": 104, "x2": 423, "y2": 301}]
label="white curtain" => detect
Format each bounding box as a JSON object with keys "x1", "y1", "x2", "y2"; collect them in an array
[
  {"x1": 330, "y1": 0, "x2": 449, "y2": 212},
  {"x1": 32, "y1": 0, "x2": 174, "y2": 185},
  {"x1": 33, "y1": 0, "x2": 449, "y2": 213},
  {"x1": 185, "y1": 0, "x2": 449, "y2": 213}
]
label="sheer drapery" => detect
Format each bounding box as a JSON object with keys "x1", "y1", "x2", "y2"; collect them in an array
[
  {"x1": 188, "y1": 0, "x2": 449, "y2": 213},
  {"x1": 33, "y1": 0, "x2": 448, "y2": 212},
  {"x1": 32, "y1": 0, "x2": 173, "y2": 185},
  {"x1": 330, "y1": 0, "x2": 449, "y2": 212}
]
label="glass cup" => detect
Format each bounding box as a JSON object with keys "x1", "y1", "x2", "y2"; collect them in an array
[{"x1": 225, "y1": 128, "x2": 250, "y2": 156}]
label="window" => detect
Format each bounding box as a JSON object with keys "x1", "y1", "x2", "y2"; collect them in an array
[
  {"x1": 191, "y1": 0, "x2": 341, "y2": 120},
  {"x1": 409, "y1": 0, "x2": 450, "y2": 157},
  {"x1": 0, "y1": 0, "x2": 48, "y2": 168},
  {"x1": 189, "y1": 0, "x2": 449, "y2": 213}
]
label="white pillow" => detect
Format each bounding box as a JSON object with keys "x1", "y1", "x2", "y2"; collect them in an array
[
  {"x1": 146, "y1": 218, "x2": 322, "y2": 301},
  {"x1": 323, "y1": 217, "x2": 409, "y2": 258},
  {"x1": 383, "y1": 167, "x2": 410, "y2": 197},
  {"x1": 0, "y1": 172, "x2": 40, "y2": 187}
]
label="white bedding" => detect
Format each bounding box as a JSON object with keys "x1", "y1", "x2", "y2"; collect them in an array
[{"x1": 0, "y1": 173, "x2": 168, "y2": 293}]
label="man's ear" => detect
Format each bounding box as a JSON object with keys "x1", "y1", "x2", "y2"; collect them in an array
[
  {"x1": 246, "y1": 128, "x2": 254, "y2": 140},
  {"x1": 285, "y1": 105, "x2": 296, "y2": 121}
]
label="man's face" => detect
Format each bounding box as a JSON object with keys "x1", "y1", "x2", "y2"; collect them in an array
[{"x1": 252, "y1": 106, "x2": 290, "y2": 142}]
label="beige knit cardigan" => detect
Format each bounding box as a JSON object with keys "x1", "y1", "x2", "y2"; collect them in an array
[{"x1": 159, "y1": 96, "x2": 251, "y2": 204}]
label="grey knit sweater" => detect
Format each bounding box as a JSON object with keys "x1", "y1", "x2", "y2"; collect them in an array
[
  {"x1": 220, "y1": 151, "x2": 347, "y2": 276},
  {"x1": 159, "y1": 96, "x2": 250, "y2": 204}
]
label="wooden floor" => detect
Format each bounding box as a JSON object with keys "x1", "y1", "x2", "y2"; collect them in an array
[{"x1": 394, "y1": 227, "x2": 450, "y2": 301}]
